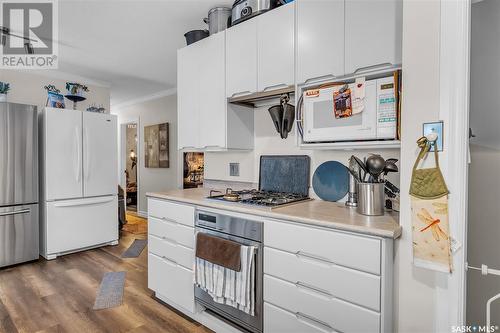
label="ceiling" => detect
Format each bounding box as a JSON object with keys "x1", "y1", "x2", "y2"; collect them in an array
[{"x1": 49, "y1": 0, "x2": 233, "y2": 106}]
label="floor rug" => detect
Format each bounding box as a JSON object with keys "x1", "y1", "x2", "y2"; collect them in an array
[
  {"x1": 93, "y1": 271, "x2": 126, "y2": 310},
  {"x1": 121, "y1": 239, "x2": 147, "y2": 258}
]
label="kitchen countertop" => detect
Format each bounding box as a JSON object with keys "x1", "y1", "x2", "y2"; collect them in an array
[{"x1": 146, "y1": 188, "x2": 402, "y2": 239}]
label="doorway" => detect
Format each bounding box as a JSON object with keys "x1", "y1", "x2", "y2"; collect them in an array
[
  {"x1": 467, "y1": 0, "x2": 500, "y2": 328},
  {"x1": 124, "y1": 123, "x2": 138, "y2": 212}
]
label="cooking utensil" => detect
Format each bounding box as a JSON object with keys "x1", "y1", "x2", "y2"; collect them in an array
[
  {"x1": 184, "y1": 30, "x2": 209, "y2": 45},
  {"x1": 348, "y1": 156, "x2": 361, "y2": 182},
  {"x1": 352, "y1": 155, "x2": 368, "y2": 181},
  {"x1": 383, "y1": 161, "x2": 399, "y2": 177},
  {"x1": 366, "y1": 154, "x2": 385, "y2": 182},
  {"x1": 386, "y1": 158, "x2": 399, "y2": 164},
  {"x1": 204, "y1": 7, "x2": 232, "y2": 35},
  {"x1": 223, "y1": 188, "x2": 240, "y2": 202},
  {"x1": 281, "y1": 95, "x2": 295, "y2": 139},
  {"x1": 312, "y1": 161, "x2": 349, "y2": 202},
  {"x1": 268, "y1": 104, "x2": 283, "y2": 136}
]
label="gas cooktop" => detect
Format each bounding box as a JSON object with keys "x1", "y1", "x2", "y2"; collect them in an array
[{"x1": 207, "y1": 188, "x2": 310, "y2": 208}]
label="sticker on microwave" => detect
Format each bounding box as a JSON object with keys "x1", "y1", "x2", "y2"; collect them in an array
[
  {"x1": 305, "y1": 89, "x2": 320, "y2": 98},
  {"x1": 333, "y1": 85, "x2": 352, "y2": 119}
]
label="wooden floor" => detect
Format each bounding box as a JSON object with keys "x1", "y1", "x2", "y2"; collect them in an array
[{"x1": 0, "y1": 215, "x2": 213, "y2": 333}]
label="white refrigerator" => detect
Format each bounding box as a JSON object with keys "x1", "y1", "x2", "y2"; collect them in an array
[{"x1": 40, "y1": 107, "x2": 118, "y2": 260}]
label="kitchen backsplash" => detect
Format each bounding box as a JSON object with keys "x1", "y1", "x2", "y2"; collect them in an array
[{"x1": 204, "y1": 105, "x2": 400, "y2": 198}]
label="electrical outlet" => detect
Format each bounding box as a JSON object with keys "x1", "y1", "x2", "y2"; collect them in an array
[
  {"x1": 423, "y1": 121, "x2": 444, "y2": 152},
  {"x1": 229, "y1": 163, "x2": 240, "y2": 177}
]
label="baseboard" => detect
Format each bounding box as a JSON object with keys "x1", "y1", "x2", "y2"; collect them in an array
[{"x1": 138, "y1": 211, "x2": 148, "y2": 218}]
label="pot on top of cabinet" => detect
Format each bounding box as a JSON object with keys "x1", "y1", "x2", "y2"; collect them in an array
[{"x1": 204, "y1": 7, "x2": 232, "y2": 35}]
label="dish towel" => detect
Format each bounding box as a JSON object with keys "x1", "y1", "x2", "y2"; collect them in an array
[{"x1": 195, "y1": 244, "x2": 256, "y2": 316}]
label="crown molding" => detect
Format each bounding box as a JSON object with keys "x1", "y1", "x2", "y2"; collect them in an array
[{"x1": 111, "y1": 88, "x2": 177, "y2": 111}]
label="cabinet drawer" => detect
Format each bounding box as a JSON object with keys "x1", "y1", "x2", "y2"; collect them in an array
[
  {"x1": 148, "y1": 216, "x2": 194, "y2": 249},
  {"x1": 264, "y1": 275, "x2": 380, "y2": 333},
  {"x1": 264, "y1": 220, "x2": 381, "y2": 275},
  {"x1": 264, "y1": 247, "x2": 380, "y2": 311},
  {"x1": 149, "y1": 235, "x2": 194, "y2": 270},
  {"x1": 148, "y1": 199, "x2": 194, "y2": 227},
  {"x1": 148, "y1": 253, "x2": 194, "y2": 313},
  {"x1": 264, "y1": 302, "x2": 330, "y2": 333}
]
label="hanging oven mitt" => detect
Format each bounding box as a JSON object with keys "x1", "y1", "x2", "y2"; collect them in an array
[
  {"x1": 409, "y1": 137, "x2": 449, "y2": 199},
  {"x1": 410, "y1": 137, "x2": 452, "y2": 273}
]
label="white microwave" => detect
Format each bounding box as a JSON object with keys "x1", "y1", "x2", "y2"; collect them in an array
[{"x1": 301, "y1": 76, "x2": 398, "y2": 143}]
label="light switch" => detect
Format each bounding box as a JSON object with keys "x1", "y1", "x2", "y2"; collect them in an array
[
  {"x1": 230, "y1": 163, "x2": 240, "y2": 177},
  {"x1": 423, "y1": 121, "x2": 444, "y2": 152}
]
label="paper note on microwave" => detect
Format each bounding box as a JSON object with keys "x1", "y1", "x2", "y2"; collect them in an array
[
  {"x1": 351, "y1": 77, "x2": 366, "y2": 115},
  {"x1": 333, "y1": 85, "x2": 352, "y2": 119}
]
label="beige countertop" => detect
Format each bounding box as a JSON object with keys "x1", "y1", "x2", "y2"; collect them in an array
[{"x1": 146, "y1": 188, "x2": 402, "y2": 239}]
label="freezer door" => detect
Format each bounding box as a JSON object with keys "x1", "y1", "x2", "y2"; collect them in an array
[
  {"x1": 0, "y1": 103, "x2": 38, "y2": 206},
  {"x1": 45, "y1": 196, "x2": 118, "y2": 255},
  {"x1": 45, "y1": 108, "x2": 83, "y2": 200},
  {"x1": 83, "y1": 112, "x2": 117, "y2": 197},
  {"x1": 0, "y1": 204, "x2": 39, "y2": 267}
]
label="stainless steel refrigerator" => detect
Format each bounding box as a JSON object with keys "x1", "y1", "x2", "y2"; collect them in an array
[{"x1": 0, "y1": 102, "x2": 39, "y2": 267}]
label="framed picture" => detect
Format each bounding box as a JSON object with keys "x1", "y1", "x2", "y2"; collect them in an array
[
  {"x1": 46, "y1": 91, "x2": 65, "y2": 109},
  {"x1": 144, "y1": 122, "x2": 169, "y2": 168}
]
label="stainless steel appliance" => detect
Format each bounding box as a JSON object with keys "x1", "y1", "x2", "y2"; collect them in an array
[
  {"x1": 231, "y1": 0, "x2": 271, "y2": 26},
  {"x1": 208, "y1": 188, "x2": 309, "y2": 207},
  {"x1": 195, "y1": 210, "x2": 263, "y2": 333},
  {"x1": 0, "y1": 102, "x2": 39, "y2": 268},
  {"x1": 207, "y1": 155, "x2": 311, "y2": 208},
  {"x1": 204, "y1": 7, "x2": 232, "y2": 35}
]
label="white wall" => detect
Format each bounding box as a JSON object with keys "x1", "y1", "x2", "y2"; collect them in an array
[
  {"x1": 112, "y1": 94, "x2": 178, "y2": 215},
  {"x1": 0, "y1": 70, "x2": 110, "y2": 112}
]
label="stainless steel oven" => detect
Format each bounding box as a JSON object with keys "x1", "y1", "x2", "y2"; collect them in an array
[{"x1": 195, "y1": 210, "x2": 263, "y2": 333}]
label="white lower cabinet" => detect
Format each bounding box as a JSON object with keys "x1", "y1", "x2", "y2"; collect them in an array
[
  {"x1": 263, "y1": 219, "x2": 393, "y2": 333},
  {"x1": 148, "y1": 253, "x2": 195, "y2": 313},
  {"x1": 264, "y1": 302, "x2": 330, "y2": 333},
  {"x1": 147, "y1": 198, "x2": 195, "y2": 313}
]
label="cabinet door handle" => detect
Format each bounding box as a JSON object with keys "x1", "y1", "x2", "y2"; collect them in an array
[
  {"x1": 161, "y1": 255, "x2": 177, "y2": 266},
  {"x1": 295, "y1": 312, "x2": 335, "y2": 333},
  {"x1": 295, "y1": 251, "x2": 333, "y2": 265},
  {"x1": 160, "y1": 216, "x2": 179, "y2": 225},
  {"x1": 179, "y1": 146, "x2": 197, "y2": 150},
  {"x1": 230, "y1": 91, "x2": 252, "y2": 98},
  {"x1": 354, "y1": 62, "x2": 393, "y2": 74},
  {"x1": 304, "y1": 74, "x2": 336, "y2": 85},
  {"x1": 161, "y1": 236, "x2": 178, "y2": 245},
  {"x1": 295, "y1": 281, "x2": 333, "y2": 299},
  {"x1": 203, "y1": 145, "x2": 223, "y2": 151},
  {"x1": 262, "y1": 83, "x2": 289, "y2": 92}
]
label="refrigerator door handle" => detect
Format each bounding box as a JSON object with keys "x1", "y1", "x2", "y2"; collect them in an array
[
  {"x1": 53, "y1": 197, "x2": 114, "y2": 208},
  {"x1": 74, "y1": 126, "x2": 81, "y2": 183},
  {"x1": 84, "y1": 127, "x2": 90, "y2": 181},
  {"x1": 0, "y1": 208, "x2": 31, "y2": 217}
]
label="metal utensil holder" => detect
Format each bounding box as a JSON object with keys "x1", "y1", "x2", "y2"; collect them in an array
[{"x1": 357, "y1": 182, "x2": 385, "y2": 216}]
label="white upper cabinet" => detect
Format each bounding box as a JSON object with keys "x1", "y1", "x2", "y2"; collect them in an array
[
  {"x1": 345, "y1": 0, "x2": 402, "y2": 75},
  {"x1": 198, "y1": 32, "x2": 227, "y2": 149},
  {"x1": 226, "y1": 19, "x2": 258, "y2": 98},
  {"x1": 177, "y1": 31, "x2": 254, "y2": 151},
  {"x1": 296, "y1": 0, "x2": 345, "y2": 86},
  {"x1": 257, "y1": 3, "x2": 295, "y2": 91},
  {"x1": 177, "y1": 42, "x2": 200, "y2": 150}
]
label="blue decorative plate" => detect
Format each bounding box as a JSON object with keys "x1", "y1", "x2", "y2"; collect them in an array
[{"x1": 312, "y1": 161, "x2": 349, "y2": 202}]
